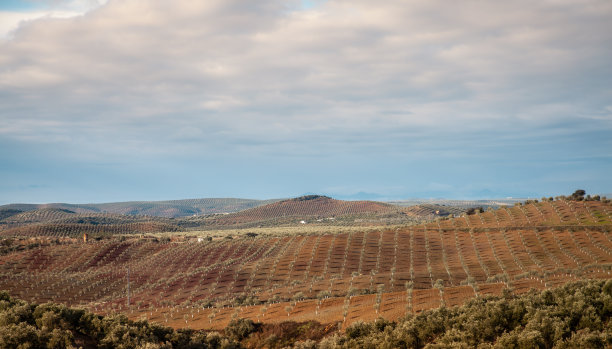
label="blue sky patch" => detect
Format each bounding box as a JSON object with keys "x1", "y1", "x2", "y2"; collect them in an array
[{"x1": 0, "y1": 0, "x2": 41, "y2": 11}]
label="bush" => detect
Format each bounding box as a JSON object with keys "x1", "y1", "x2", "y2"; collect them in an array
[
  {"x1": 225, "y1": 318, "x2": 257, "y2": 341},
  {"x1": 466, "y1": 207, "x2": 484, "y2": 215},
  {"x1": 345, "y1": 321, "x2": 373, "y2": 339},
  {"x1": 0, "y1": 292, "x2": 245, "y2": 348}
]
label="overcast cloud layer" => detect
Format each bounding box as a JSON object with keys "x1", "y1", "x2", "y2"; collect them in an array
[{"x1": 1, "y1": 0, "x2": 611, "y2": 203}]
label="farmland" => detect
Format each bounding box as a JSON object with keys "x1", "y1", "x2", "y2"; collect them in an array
[{"x1": 0, "y1": 195, "x2": 611, "y2": 338}]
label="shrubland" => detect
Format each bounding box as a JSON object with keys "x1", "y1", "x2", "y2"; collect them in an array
[
  {"x1": 312, "y1": 279, "x2": 612, "y2": 348},
  {"x1": 3, "y1": 279, "x2": 612, "y2": 348}
]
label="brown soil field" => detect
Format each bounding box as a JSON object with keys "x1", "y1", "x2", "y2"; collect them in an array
[{"x1": 0, "y1": 199, "x2": 611, "y2": 330}]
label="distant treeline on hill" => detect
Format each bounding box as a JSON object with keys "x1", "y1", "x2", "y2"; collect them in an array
[{"x1": 2, "y1": 279, "x2": 612, "y2": 348}]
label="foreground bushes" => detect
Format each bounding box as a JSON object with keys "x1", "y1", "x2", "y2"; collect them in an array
[
  {"x1": 0, "y1": 291, "x2": 240, "y2": 348},
  {"x1": 313, "y1": 279, "x2": 612, "y2": 348},
  {"x1": 0, "y1": 293, "x2": 332, "y2": 348},
  {"x1": 2, "y1": 279, "x2": 612, "y2": 348}
]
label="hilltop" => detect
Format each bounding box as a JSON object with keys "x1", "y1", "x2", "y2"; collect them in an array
[{"x1": 200, "y1": 195, "x2": 406, "y2": 227}]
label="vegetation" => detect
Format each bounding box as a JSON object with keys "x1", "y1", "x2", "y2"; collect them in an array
[
  {"x1": 0, "y1": 291, "x2": 336, "y2": 349},
  {"x1": 556, "y1": 189, "x2": 609, "y2": 203},
  {"x1": 465, "y1": 207, "x2": 484, "y2": 215},
  {"x1": 3, "y1": 279, "x2": 612, "y2": 348},
  {"x1": 0, "y1": 290, "x2": 234, "y2": 348},
  {"x1": 314, "y1": 279, "x2": 612, "y2": 348}
]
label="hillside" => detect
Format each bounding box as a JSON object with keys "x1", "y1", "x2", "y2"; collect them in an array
[
  {"x1": 226, "y1": 195, "x2": 397, "y2": 217},
  {"x1": 0, "y1": 196, "x2": 473, "y2": 233},
  {"x1": 0, "y1": 196, "x2": 426, "y2": 237},
  {"x1": 1, "y1": 207, "x2": 79, "y2": 224},
  {"x1": 0, "y1": 209, "x2": 22, "y2": 220},
  {"x1": 0, "y1": 198, "x2": 281, "y2": 218},
  {"x1": 201, "y1": 195, "x2": 407, "y2": 227},
  {"x1": 0, "y1": 208, "x2": 182, "y2": 238},
  {"x1": 0, "y1": 197, "x2": 611, "y2": 332}
]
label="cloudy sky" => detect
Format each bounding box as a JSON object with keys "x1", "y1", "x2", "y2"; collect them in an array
[{"x1": 1, "y1": 0, "x2": 611, "y2": 204}]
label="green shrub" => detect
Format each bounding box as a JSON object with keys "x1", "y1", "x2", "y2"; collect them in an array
[{"x1": 225, "y1": 318, "x2": 257, "y2": 341}]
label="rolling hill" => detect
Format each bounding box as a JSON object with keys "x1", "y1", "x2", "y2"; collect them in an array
[
  {"x1": 0, "y1": 196, "x2": 483, "y2": 237},
  {"x1": 0, "y1": 196, "x2": 610, "y2": 332},
  {"x1": 1, "y1": 195, "x2": 445, "y2": 237},
  {"x1": 198, "y1": 195, "x2": 412, "y2": 227},
  {"x1": 0, "y1": 208, "x2": 181, "y2": 238},
  {"x1": 0, "y1": 197, "x2": 281, "y2": 218}
]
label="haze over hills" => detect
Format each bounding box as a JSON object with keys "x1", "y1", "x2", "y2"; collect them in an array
[
  {"x1": 0, "y1": 195, "x2": 457, "y2": 236},
  {"x1": 0, "y1": 195, "x2": 523, "y2": 219},
  {"x1": 388, "y1": 198, "x2": 527, "y2": 208},
  {"x1": 0, "y1": 195, "x2": 532, "y2": 234},
  {"x1": 0, "y1": 198, "x2": 282, "y2": 218}
]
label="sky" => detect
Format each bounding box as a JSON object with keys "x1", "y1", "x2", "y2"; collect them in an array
[{"x1": 1, "y1": 0, "x2": 611, "y2": 204}]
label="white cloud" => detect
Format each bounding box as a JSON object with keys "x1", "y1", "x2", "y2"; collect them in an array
[
  {"x1": 0, "y1": 10, "x2": 79, "y2": 38},
  {"x1": 0, "y1": 0, "x2": 611, "y2": 160},
  {"x1": 0, "y1": 0, "x2": 107, "y2": 38}
]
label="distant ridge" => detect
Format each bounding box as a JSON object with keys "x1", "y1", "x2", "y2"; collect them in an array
[
  {"x1": 387, "y1": 198, "x2": 526, "y2": 208},
  {"x1": 0, "y1": 198, "x2": 282, "y2": 218}
]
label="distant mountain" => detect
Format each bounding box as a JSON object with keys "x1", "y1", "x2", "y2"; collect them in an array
[
  {"x1": 402, "y1": 204, "x2": 468, "y2": 217},
  {"x1": 0, "y1": 198, "x2": 282, "y2": 218},
  {"x1": 387, "y1": 198, "x2": 526, "y2": 208},
  {"x1": 334, "y1": 192, "x2": 388, "y2": 200}
]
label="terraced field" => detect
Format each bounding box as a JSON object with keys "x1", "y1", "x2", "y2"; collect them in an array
[{"x1": 0, "y1": 199, "x2": 610, "y2": 330}]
